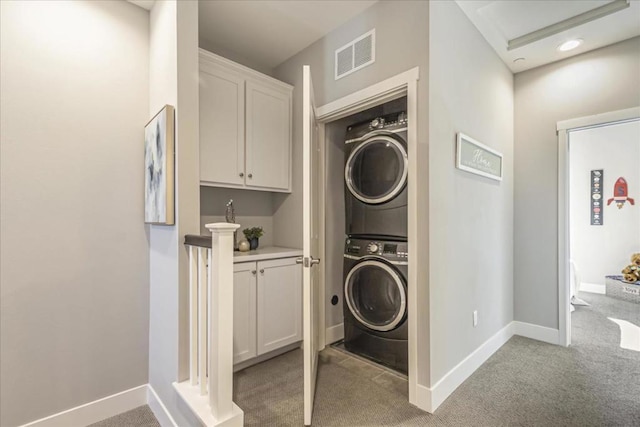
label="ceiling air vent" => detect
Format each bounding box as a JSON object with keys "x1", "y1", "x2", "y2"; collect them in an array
[{"x1": 335, "y1": 29, "x2": 375, "y2": 80}]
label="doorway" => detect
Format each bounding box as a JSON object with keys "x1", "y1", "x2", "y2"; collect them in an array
[
  {"x1": 558, "y1": 107, "x2": 640, "y2": 348},
  {"x1": 301, "y1": 66, "x2": 422, "y2": 424}
]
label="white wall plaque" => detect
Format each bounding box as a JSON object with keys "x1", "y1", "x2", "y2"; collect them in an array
[{"x1": 456, "y1": 132, "x2": 503, "y2": 181}]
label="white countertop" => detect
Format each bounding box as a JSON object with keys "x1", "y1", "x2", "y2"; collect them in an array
[{"x1": 233, "y1": 246, "x2": 302, "y2": 263}]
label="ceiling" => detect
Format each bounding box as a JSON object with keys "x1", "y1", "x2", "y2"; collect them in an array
[
  {"x1": 198, "y1": 1, "x2": 377, "y2": 71},
  {"x1": 130, "y1": 1, "x2": 639, "y2": 74},
  {"x1": 456, "y1": 0, "x2": 640, "y2": 73}
]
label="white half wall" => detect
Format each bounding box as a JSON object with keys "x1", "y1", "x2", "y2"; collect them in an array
[
  {"x1": 148, "y1": 1, "x2": 200, "y2": 426},
  {"x1": 0, "y1": 2, "x2": 150, "y2": 425},
  {"x1": 569, "y1": 120, "x2": 640, "y2": 285}
]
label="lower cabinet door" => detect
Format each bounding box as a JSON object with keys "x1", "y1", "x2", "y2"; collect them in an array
[
  {"x1": 233, "y1": 262, "x2": 257, "y2": 364},
  {"x1": 256, "y1": 257, "x2": 302, "y2": 355}
]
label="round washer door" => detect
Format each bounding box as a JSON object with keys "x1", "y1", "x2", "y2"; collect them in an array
[
  {"x1": 344, "y1": 259, "x2": 407, "y2": 332},
  {"x1": 345, "y1": 135, "x2": 408, "y2": 205}
]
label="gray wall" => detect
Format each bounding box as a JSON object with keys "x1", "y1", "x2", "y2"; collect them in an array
[
  {"x1": 323, "y1": 118, "x2": 348, "y2": 331},
  {"x1": 198, "y1": 38, "x2": 275, "y2": 77},
  {"x1": 148, "y1": 1, "x2": 201, "y2": 426},
  {"x1": 428, "y1": 1, "x2": 514, "y2": 382},
  {"x1": 200, "y1": 187, "x2": 276, "y2": 247},
  {"x1": 272, "y1": 0, "x2": 430, "y2": 385},
  {"x1": 514, "y1": 37, "x2": 640, "y2": 328},
  {"x1": 0, "y1": 1, "x2": 150, "y2": 425}
]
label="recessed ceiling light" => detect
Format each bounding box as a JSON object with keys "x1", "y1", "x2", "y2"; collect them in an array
[
  {"x1": 513, "y1": 58, "x2": 525, "y2": 64},
  {"x1": 557, "y1": 39, "x2": 583, "y2": 52}
]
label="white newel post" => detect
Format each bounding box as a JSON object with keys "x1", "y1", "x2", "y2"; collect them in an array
[{"x1": 206, "y1": 222, "x2": 240, "y2": 422}]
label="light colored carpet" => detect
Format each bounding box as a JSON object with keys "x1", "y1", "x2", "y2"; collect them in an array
[
  {"x1": 234, "y1": 292, "x2": 639, "y2": 426},
  {"x1": 94, "y1": 293, "x2": 639, "y2": 426},
  {"x1": 87, "y1": 405, "x2": 159, "y2": 427}
]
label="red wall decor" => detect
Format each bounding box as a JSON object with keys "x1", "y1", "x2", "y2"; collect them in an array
[{"x1": 607, "y1": 177, "x2": 635, "y2": 209}]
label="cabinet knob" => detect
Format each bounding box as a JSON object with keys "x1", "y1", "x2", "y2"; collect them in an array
[
  {"x1": 251, "y1": 270, "x2": 256, "y2": 275},
  {"x1": 260, "y1": 269, "x2": 264, "y2": 274},
  {"x1": 239, "y1": 172, "x2": 244, "y2": 178},
  {"x1": 248, "y1": 173, "x2": 253, "y2": 179}
]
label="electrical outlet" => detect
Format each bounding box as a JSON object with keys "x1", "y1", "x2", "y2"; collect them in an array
[{"x1": 473, "y1": 310, "x2": 478, "y2": 327}]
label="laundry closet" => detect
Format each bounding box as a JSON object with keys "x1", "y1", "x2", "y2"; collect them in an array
[{"x1": 322, "y1": 97, "x2": 410, "y2": 375}]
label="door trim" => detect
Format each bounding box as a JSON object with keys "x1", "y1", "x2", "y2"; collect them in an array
[
  {"x1": 556, "y1": 106, "x2": 640, "y2": 347},
  {"x1": 316, "y1": 66, "x2": 421, "y2": 407}
]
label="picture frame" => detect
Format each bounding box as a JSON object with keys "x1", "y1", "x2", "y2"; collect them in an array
[
  {"x1": 144, "y1": 105, "x2": 175, "y2": 225},
  {"x1": 456, "y1": 132, "x2": 503, "y2": 181}
]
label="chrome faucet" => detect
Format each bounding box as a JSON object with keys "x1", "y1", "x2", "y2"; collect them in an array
[{"x1": 225, "y1": 199, "x2": 238, "y2": 250}]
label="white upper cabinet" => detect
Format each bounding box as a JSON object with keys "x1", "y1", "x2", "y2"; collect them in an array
[
  {"x1": 246, "y1": 82, "x2": 291, "y2": 191},
  {"x1": 199, "y1": 67, "x2": 245, "y2": 186},
  {"x1": 199, "y1": 49, "x2": 293, "y2": 193}
]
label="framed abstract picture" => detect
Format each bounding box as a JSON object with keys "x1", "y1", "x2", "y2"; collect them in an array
[{"x1": 144, "y1": 105, "x2": 175, "y2": 225}]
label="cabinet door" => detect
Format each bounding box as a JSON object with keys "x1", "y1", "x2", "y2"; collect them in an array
[
  {"x1": 233, "y1": 262, "x2": 257, "y2": 364},
  {"x1": 245, "y1": 81, "x2": 292, "y2": 192},
  {"x1": 200, "y1": 68, "x2": 245, "y2": 187},
  {"x1": 256, "y1": 258, "x2": 302, "y2": 355}
]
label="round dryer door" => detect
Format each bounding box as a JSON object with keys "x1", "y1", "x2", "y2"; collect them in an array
[
  {"x1": 344, "y1": 260, "x2": 407, "y2": 332},
  {"x1": 345, "y1": 135, "x2": 408, "y2": 204}
]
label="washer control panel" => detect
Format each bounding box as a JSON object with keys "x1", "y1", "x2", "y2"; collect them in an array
[{"x1": 345, "y1": 238, "x2": 408, "y2": 262}]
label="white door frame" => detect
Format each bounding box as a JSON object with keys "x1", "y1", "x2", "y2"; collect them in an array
[
  {"x1": 556, "y1": 106, "x2": 640, "y2": 347},
  {"x1": 316, "y1": 67, "x2": 420, "y2": 404}
]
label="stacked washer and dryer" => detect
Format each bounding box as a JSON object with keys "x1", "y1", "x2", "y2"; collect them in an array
[{"x1": 342, "y1": 110, "x2": 409, "y2": 375}]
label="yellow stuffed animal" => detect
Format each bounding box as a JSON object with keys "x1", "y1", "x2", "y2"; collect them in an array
[{"x1": 621, "y1": 253, "x2": 640, "y2": 283}]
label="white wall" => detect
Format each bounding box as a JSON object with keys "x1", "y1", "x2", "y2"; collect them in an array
[
  {"x1": 148, "y1": 1, "x2": 200, "y2": 425},
  {"x1": 514, "y1": 37, "x2": 640, "y2": 328},
  {"x1": 569, "y1": 121, "x2": 640, "y2": 285},
  {"x1": 428, "y1": 0, "x2": 514, "y2": 383},
  {"x1": 0, "y1": 1, "x2": 150, "y2": 425}
]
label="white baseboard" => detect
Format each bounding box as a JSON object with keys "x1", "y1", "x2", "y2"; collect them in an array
[
  {"x1": 513, "y1": 321, "x2": 559, "y2": 345},
  {"x1": 429, "y1": 322, "x2": 514, "y2": 412},
  {"x1": 173, "y1": 381, "x2": 244, "y2": 427},
  {"x1": 147, "y1": 385, "x2": 178, "y2": 427},
  {"x1": 410, "y1": 322, "x2": 515, "y2": 414},
  {"x1": 18, "y1": 384, "x2": 179, "y2": 427},
  {"x1": 325, "y1": 323, "x2": 344, "y2": 344},
  {"x1": 413, "y1": 320, "x2": 559, "y2": 413},
  {"x1": 19, "y1": 385, "x2": 148, "y2": 427},
  {"x1": 580, "y1": 282, "x2": 606, "y2": 294},
  {"x1": 412, "y1": 383, "x2": 434, "y2": 413}
]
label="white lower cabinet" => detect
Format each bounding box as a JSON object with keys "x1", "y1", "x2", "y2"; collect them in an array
[
  {"x1": 233, "y1": 262, "x2": 258, "y2": 364},
  {"x1": 233, "y1": 257, "x2": 302, "y2": 365}
]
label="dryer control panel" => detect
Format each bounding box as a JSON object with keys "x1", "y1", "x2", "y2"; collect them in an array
[
  {"x1": 345, "y1": 238, "x2": 408, "y2": 262},
  {"x1": 345, "y1": 111, "x2": 408, "y2": 142}
]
